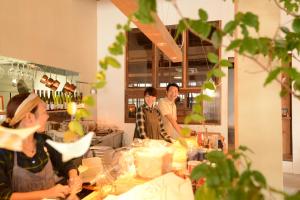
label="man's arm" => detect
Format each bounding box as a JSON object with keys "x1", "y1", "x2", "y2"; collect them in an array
[{"x1": 165, "y1": 114, "x2": 182, "y2": 134}]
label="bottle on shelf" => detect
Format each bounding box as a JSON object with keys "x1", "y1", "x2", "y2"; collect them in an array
[
  {"x1": 71, "y1": 93, "x2": 75, "y2": 102},
  {"x1": 79, "y1": 92, "x2": 83, "y2": 104},
  {"x1": 49, "y1": 91, "x2": 54, "y2": 111},
  {"x1": 54, "y1": 91, "x2": 58, "y2": 110},
  {"x1": 75, "y1": 93, "x2": 78, "y2": 103},
  {"x1": 61, "y1": 92, "x2": 66, "y2": 110},
  {"x1": 41, "y1": 90, "x2": 46, "y2": 103},
  {"x1": 36, "y1": 90, "x2": 41, "y2": 98},
  {"x1": 57, "y1": 91, "x2": 62, "y2": 110}
]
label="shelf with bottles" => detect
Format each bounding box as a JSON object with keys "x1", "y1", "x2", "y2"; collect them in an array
[{"x1": 35, "y1": 89, "x2": 83, "y2": 112}]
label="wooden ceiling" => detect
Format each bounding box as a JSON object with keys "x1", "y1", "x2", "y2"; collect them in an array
[{"x1": 111, "y1": 0, "x2": 183, "y2": 62}]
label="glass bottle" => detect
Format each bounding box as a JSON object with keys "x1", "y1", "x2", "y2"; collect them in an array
[
  {"x1": 44, "y1": 90, "x2": 49, "y2": 110},
  {"x1": 49, "y1": 91, "x2": 55, "y2": 111},
  {"x1": 36, "y1": 90, "x2": 41, "y2": 98}
]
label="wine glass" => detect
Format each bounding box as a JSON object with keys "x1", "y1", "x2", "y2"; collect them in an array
[
  {"x1": 0, "y1": 64, "x2": 5, "y2": 79},
  {"x1": 8, "y1": 62, "x2": 15, "y2": 78}
]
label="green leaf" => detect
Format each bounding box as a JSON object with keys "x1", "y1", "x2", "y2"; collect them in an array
[
  {"x1": 226, "y1": 39, "x2": 242, "y2": 51},
  {"x1": 83, "y1": 95, "x2": 95, "y2": 106},
  {"x1": 285, "y1": 192, "x2": 300, "y2": 200},
  {"x1": 116, "y1": 24, "x2": 122, "y2": 30},
  {"x1": 96, "y1": 71, "x2": 106, "y2": 81},
  {"x1": 195, "y1": 184, "x2": 216, "y2": 200},
  {"x1": 212, "y1": 68, "x2": 225, "y2": 77},
  {"x1": 175, "y1": 19, "x2": 186, "y2": 40},
  {"x1": 224, "y1": 20, "x2": 239, "y2": 35},
  {"x1": 206, "y1": 150, "x2": 226, "y2": 163},
  {"x1": 220, "y1": 59, "x2": 233, "y2": 67},
  {"x1": 293, "y1": 80, "x2": 300, "y2": 91},
  {"x1": 257, "y1": 37, "x2": 271, "y2": 56},
  {"x1": 240, "y1": 24, "x2": 249, "y2": 37},
  {"x1": 134, "y1": 0, "x2": 156, "y2": 24},
  {"x1": 203, "y1": 81, "x2": 216, "y2": 90},
  {"x1": 190, "y1": 114, "x2": 205, "y2": 122},
  {"x1": 235, "y1": 12, "x2": 244, "y2": 22},
  {"x1": 180, "y1": 127, "x2": 191, "y2": 137},
  {"x1": 207, "y1": 52, "x2": 219, "y2": 63},
  {"x1": 211, "y1": 30, "x2": 222, "y2": 48},
  {"x1": 280, "y1": 88, "x2": 288, "y2": 97},
  {"x1": 239, "y1": 170, "x2": 252, "y2": 185},
  {"x1": 192, "y1": 104, "x2": 202, "y2": 113},
  {"x1": 239, "y1": 145, "x2": 253, "y2": 153},
  {"x1": 195, "y1": 94, "x2": 213, "y2": 102},
  {"x1": 281, "y1": 26, "x2": 290, "y2": 34},
  {"x1": 106, "y1": 56, "x2": 121, "y2": 68},
  {"x1": 242, "y1": 12, "x2": 259, "y2": 31},
  {"x1": 239, "y1": 37, "x2": 258, "y2": 54},
  {"x1": 116, "y1": 32, "x2": 126, "y2": 45},
  {"x1": 198, "y1": 8, "x2": 208, "y2": 21},
  {"x1": 99, "y1": 59, "x2": 108, "y2": 70},
  {"x1": 190, "y1": 20, "x2": 211, "y2": 38},
  {"x1": 264, "y1": 67, "x2": 281, "y2": 86},
  {"x1": 94, "y1": 80, "x2": 107, "y2": 89},
  {"x1": 191, "y1": 163, "x2": 210, "y2": 180},
  {"x1": 227, "y1": 159, "x2": 239, "y2": 180},
  {"x1": 252, "y1": 170, "x2": 267, "y2": 188},
  {"x1": 75, "y1": 108, "x2": 91, "y2": 120},
  {"x1": 69, "y1": 120, "x2": 84, "y2": 136},
  {"x1": 108, "y1": 43, "x2": 123, "y2": 55},
  {"x1": 184, "y1": 115, "x2": 192, "y2": 124},
  {"x1": 292, "y1": 18, "x2": 300, "y2": 33}
]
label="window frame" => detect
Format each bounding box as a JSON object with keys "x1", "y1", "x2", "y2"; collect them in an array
[{"x1": 125, "y1": 21, "x2": 222, "y2": 125}]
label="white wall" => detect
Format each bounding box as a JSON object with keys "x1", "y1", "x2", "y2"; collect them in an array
[
  {"x1": 97, "y1": 0, "x2": 234, "y2": 145},
  {"x1": 236, "y1": 0, "x2": 283, "y2": 190},
  {"x1": 0, "y1": 0, "x2": 97, "y2": 97}
]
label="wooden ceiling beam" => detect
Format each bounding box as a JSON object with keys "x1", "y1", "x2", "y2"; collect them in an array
[{"x1": 111, "y1": 0, "x2": 183, "y2": 63}]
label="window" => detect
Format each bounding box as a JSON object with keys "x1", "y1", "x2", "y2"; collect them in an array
[{"x1": 125, "y1": 22, "x2": 221, "y2": 124}]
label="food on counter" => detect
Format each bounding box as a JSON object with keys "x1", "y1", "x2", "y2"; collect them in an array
[
  {"x1": 134, "y1": 145, "x2": 173, "y2": 179},
  {"x1": 104, "y1": 173, "x2": 194, "y2": 200}
]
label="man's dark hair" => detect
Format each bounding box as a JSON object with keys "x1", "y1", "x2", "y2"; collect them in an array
[
  {"x1": 166, "y1": 83, "x2": 179, "y2": 92},
  {"x1": 144, "y1": 87, "x2": 157, "y2": 97}
]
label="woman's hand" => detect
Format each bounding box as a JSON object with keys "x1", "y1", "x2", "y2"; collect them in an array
[
  {"x1": 68, "y1": 175, "x2": 82, "y2": 194},
  {"x1": 45, "y1": 184, "x2": 71, "y2": 199}
]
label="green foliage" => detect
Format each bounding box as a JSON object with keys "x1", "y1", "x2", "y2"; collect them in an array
[
  {"x1": 82, "y1": 95, "x2": 95, "y2": 107},
  {"x1": 279, "y1": 0, "x2": 300, "y2": 13},
  {"x1": 190, "y1": 147, "x2": 299, "y2": 200},
  {"x1": 180, "y1": 126, "x2": 191, "y2": 137},
  {"x1": 68, "y1": 120, "x2": 84, "y2": 136},
  {"x1": 198, "y1": 8, "x2": 208, "y2": 21},
  {"x1": 134, "y1": 0, "x2": 156, "y2": 23},
  {"x1": 264, "y1": 67, "x2": 282, "y2": 86},
  {"x1": 211, "y1": 30, "x2": 223, "y2": 48},
  {"x1": 207, "y1": 53, "x2": 219, "y2": 63}
]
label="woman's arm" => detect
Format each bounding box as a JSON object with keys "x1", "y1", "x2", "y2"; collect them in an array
[
  {"x1": 10, "y1": 184, "x2": 70, "y2": 200},
  {"x1": 136, "y1": 107, "x2": 147, "y2": 139}
]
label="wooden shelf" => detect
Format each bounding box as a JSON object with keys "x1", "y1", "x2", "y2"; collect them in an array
[{"x1": 47, "y1": 109, "x2": 67, "y2": 113}]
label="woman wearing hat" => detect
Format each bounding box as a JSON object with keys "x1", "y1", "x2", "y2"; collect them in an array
[{"x1": 0, "y1": 93, "x2": 81, "y2": 200}]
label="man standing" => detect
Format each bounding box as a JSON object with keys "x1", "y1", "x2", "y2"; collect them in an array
[{"x1": 158, "y1": 83, "x2": 182, "y2": 139}]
